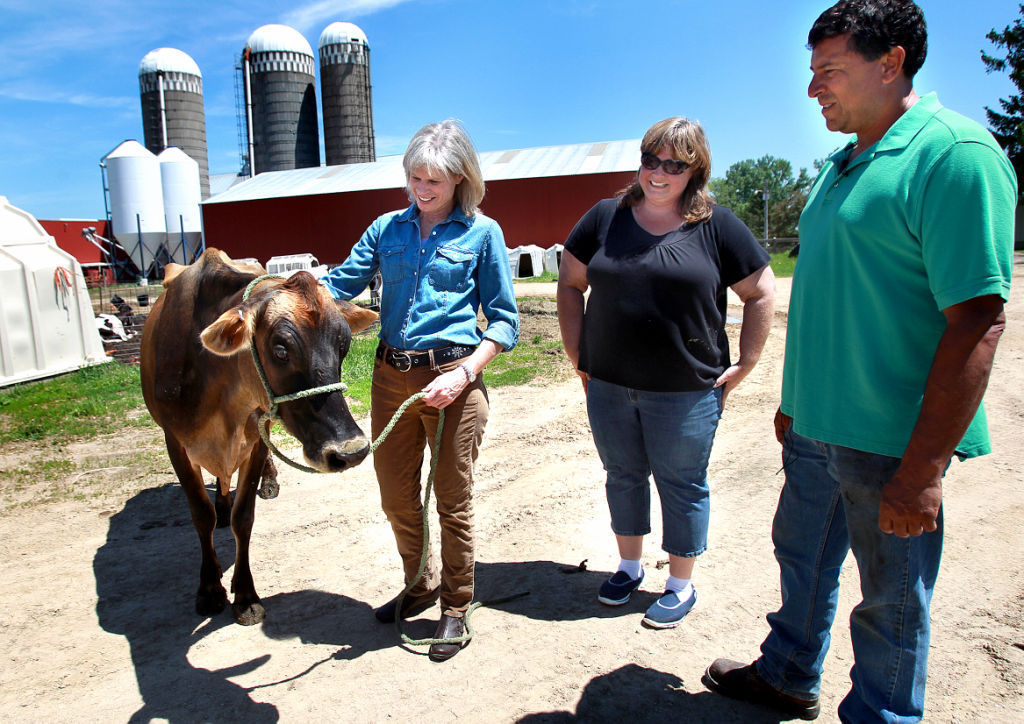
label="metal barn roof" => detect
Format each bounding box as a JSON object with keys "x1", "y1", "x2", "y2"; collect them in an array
[{"x1": 203, "y1": 138, "x2": 642, "y2": 205}]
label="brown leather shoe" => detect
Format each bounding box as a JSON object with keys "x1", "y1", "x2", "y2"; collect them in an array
[
  {"x1": 702, "y1": 658, "x2": 820, "y2": 721},
  {"x1": 374, "y1": 588, "x2": 440, "y2": 623},
  {"x1": 428, "y1": 614, "x2": 468, "y2": 662}
]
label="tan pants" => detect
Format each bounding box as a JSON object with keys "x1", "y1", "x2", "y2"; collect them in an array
[{"x1": 370, "y1": 357, "x2": 489, "y2": 617}]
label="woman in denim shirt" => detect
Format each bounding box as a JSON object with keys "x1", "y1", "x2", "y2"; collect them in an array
[{"x1": 322, "y1": 119, "x2": 518, "y2": 661}]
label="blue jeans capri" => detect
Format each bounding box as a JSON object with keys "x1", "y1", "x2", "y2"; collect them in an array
[{"x1": 586, "y1": 379, "x2": 723, "y2": 558}]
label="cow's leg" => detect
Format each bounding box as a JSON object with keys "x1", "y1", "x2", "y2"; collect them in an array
[
  {"x1": 230, "y1": 441, "x2": 268, "y2": 625},
  {"x1": 257, "y1": 455, "x2": 279, "y2": 500},
  {"x1": 164, "y1": 432, "x2": 228, "y2": 617},
  {"x1": 214, "y1": 477, "x2": 232, "y2": 528}
]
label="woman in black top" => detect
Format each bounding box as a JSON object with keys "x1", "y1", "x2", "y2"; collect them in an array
[{"x1": 557, "y1": 117, "x2": 775, "y2": 628}]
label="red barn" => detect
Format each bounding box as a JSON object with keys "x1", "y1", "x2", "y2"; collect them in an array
[
  {"x1": 37, "y1": 219, "x2": 115, "y2": 284},
  {"x1": 201, "y1": 139, "x2": 640, "y2": 266}
]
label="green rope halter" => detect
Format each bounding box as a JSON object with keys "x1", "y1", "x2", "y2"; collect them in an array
[{"x1": 243, "y1": 275, "x2": 349, "y2": 474}]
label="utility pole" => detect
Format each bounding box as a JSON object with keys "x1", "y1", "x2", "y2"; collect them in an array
[{"x1": 755, "y1": 187, "x2": 770, "y2": 240}]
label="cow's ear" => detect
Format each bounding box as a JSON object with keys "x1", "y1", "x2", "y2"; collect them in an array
[
  {"x1": 336, "y1": 299, "x2": 378, "y2": 334},
  {"x1": 162, "y1": 263, "x2": 185, "y2": 285},
  {"x1": 200, "y1": 306, "x2": 254, "y2": 356}
]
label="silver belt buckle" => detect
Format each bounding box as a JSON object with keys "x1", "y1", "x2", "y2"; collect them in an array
[{"x1": 390, "y1": 350, "x2": 412, "y2": 372}]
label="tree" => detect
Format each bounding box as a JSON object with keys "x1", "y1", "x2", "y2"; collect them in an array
[
  {"x1": 708, "y1": 155, "x2": 812, "y2": 239},
  {"x1": 982, "y1": 3, "x2": 1024, "y2": 200}
]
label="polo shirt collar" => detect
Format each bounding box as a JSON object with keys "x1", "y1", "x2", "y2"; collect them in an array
[
  {"x1": 873, "y1": 91, "x2": 942, "y2": 153},
  {"x1": 831, "y1": 92, "x2": 943, "y2": 170}
]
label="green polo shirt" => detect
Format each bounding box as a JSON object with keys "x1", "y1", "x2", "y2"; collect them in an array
[{"x1": 782, "y1": 92, "x2": 1016, "y2": 459}]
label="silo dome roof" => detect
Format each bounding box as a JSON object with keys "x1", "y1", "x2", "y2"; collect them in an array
[
  {"x1": 245, "y1": 24, "x2": 314, "y2": 56},
  {"x1": 104, "y1": 139, "x2": 157, "y2": 161},
  {"x1": 319, "y1": 22, "x2": 368, "y2": 47},
  {"x1": 139, "y1": 48, "x2": 202, "y2": 78},
  {"x1": 157, "y1": 147, "x2": 198, "y2": 165}
]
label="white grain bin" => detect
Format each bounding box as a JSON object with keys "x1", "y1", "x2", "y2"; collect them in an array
[
  {"x1": 0, "y1": 196, "x2": 108, "y2": 388},
  {"x1": 543, "y1": 244, "x2": 563, "y2": 274},
  {"x1": 158, "y1": 147, "x2": 203, "y2": 265},
  {"x1": 508, "y1": 244, "x2": 544, "y2": 279},
  {"x1": 104, "y1": 140, "x2": 167, "y2": 277}
]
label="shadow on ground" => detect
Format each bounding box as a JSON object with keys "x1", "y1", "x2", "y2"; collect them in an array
[
  {"x1": 517, "y1": 663, "x2": 787, "y2": 723},
  {"x1": 93, "y1": 487, "x2": 787, "y2": 721}
]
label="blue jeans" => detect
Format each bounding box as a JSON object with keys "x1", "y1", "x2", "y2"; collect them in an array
[
  {"x1": 586, "y1": 379, "x2": 723, "y2": 558},
  {"x1": 757, "y1": 429, "x2": 943, "y2": 723}
]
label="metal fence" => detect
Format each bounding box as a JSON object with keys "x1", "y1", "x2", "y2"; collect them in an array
[{"x1": 759, "y1": 237, "x2": 799, "y2": 254}]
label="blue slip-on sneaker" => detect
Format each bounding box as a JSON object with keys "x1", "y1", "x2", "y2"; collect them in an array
[
  {"x1": 597, "y1": 568, "x2": 645, "y2": 606},
  {"x1": 642, "y1": 587, "x2": 697, "y2": 628}
]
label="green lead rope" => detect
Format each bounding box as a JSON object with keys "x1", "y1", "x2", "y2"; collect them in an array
[{"x1": 243, "y1": 274, "x2": 527, "y2": 649}]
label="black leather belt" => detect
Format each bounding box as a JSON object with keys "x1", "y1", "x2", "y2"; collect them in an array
[{"x1": 376, "y1": 342, "x2": 475, "y2": 372}]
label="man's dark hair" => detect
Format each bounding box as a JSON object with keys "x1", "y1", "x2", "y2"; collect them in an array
[{"x1": 808, "y1": 0, "x2": 927, "y2": 79}]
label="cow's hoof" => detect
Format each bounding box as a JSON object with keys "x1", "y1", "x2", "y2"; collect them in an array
[
  {"x1": 196, "y1": 586, "x2": 229, "y2": 617},
  {"x1": 257, "y1": 480, "x2": 279, "y2": 500},
  {"x1": 233, "y1": 601, "x2": 266, "y2": 626}
]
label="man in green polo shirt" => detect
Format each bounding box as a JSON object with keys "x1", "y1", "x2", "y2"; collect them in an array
[{"x1": 703, "y1": 1, "x2": 1016, "y2": 721}]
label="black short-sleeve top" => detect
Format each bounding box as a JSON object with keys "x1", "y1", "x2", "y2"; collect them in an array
[{"x1": 564, "y1": 198, "x2": 769, "y2": 392}]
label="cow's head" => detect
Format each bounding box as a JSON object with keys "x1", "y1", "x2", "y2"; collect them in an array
[{"x1": 200, "y1": 272, "x2": 379, "y2": 472}]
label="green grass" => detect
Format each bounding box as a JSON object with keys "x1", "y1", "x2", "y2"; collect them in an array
[
  {"x1": 0, "y1": 362, "x2": 154, "y2": 444},
  {"x1": 339, "y1": 321, "x2": 565, "y2": 413},
  {"x1": 341, "y1": 332, "x2": 379, "y2": 418},
  {"x1": 0, "y1": 301, "x2": 568, "y2": 446},
  {"x1": 769, "y1": 251, "x2": 797, "y2": 278},
  {"x1": 517, "y1": 271, "x2": 558, "y2": 283},
  {"x1": 487, "y1": 331, "x2": 564, "y2": 386}
]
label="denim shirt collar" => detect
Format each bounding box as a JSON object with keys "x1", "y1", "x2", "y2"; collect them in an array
[{"x1": 396, "y1": 203, "x2": 473, "y2": 232}]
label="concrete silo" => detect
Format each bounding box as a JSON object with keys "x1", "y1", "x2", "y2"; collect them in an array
[
  {"x1": 139, "y1": 48, "x2": 210, "y2": 198},
  {"x1": 319, "y1": 22, "x2": 375, "y2": 165},
  {"x1": 242, "y1": 24, "x2": 320, "y2": 175}
]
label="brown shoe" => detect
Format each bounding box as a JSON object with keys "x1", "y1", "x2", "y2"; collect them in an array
[
  {"x1": 428, "y1": 614, "x2": 468, "y2": 662},
  {"x1": 374, "y1": 588, "x2": 440, "y2": 623},
  {"x1": 702, "y1": 658, "x2": 820, "y2": 721}
]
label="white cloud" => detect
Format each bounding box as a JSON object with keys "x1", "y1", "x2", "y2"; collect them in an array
[
  {"x1": 282, "y1": 0, "x2": 415, "y2": 34},
  {"x1": 0, "y1": 85, "x2": 135, "y2": 110}
]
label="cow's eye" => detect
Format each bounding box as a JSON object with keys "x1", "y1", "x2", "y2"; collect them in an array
[{"x1": 273, "y1": 344, "x2": 289, "y2": 361}]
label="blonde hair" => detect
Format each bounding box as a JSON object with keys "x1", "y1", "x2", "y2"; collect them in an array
[
  {"x1": 402, "y1": 119, "x2": 485, "y2": 216},
  {"x1": 618, "y1": 117, "x2": 714, "y2": 223}
]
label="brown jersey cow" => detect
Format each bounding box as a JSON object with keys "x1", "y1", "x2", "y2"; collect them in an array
[{"x1": 140, "y1": 249, "x2": 377, "y2": 625}]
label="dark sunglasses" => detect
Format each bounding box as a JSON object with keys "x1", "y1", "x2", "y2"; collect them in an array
[{"x1": 640, "y1": 151, "x2": 689, "y2": 175}]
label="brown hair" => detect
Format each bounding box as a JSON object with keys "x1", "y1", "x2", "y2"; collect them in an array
[{"x1": 618, "y1": 117, "x2": 714, "y2": 223}]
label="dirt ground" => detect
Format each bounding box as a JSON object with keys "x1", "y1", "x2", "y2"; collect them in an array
[{"x1": 1, "y1": 261, "x2": 1022, "y2": 723}]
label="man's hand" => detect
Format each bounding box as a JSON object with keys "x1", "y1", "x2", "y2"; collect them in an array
[
  {"x1": 878, "y1": 468, "x2": 942, "y2": 537},
  {"x1": 774, "y1": 408, "x2": 792, "y2": 445}
]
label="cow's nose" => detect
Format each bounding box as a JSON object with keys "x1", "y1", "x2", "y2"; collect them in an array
[{"x1": 321, "y1": 438, "x2": 370, "y2": 472}]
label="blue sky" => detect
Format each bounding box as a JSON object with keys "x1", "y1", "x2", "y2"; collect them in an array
[{"x1": 0, "y1": 0, "x2": 1019, "y2": 221}]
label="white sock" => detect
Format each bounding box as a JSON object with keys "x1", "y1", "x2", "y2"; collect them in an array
[
  {"x1": 618, "y1": 558, "x2": 642, "y2": 580},
  {"x1": 665, "y1": 575, "x2": 692, "y2": 597}
]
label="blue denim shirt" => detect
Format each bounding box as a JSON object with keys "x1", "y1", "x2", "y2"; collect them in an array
[{"x1": 322, "y1": 204, "x2": 519, "y2": 352}]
